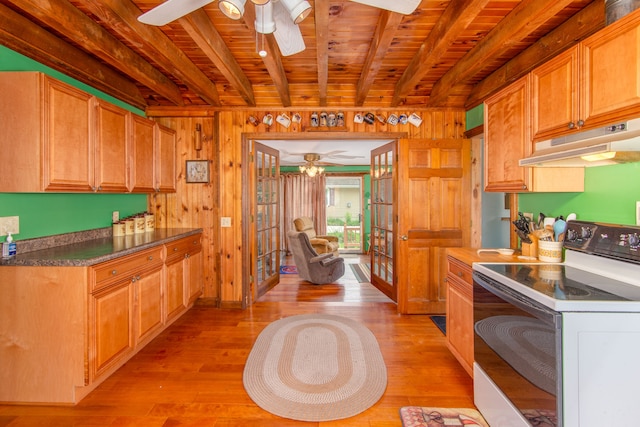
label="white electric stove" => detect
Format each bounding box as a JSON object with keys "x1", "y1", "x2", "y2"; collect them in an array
[{"x1": 472, "y1": 220, "x2": 640, "y2": 427}]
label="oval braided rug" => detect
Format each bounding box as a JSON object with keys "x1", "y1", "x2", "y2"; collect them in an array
[{"x1": 243, "y1": 313, "x2": 387, "y2": 421}]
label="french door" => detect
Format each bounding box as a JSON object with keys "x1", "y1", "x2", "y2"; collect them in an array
[
  {"x1": 370, "y1": 142, "x2": 396, "y2": 301},
  {"x1": 253, "y1": 142, "x2": 280, "y2": 299}
]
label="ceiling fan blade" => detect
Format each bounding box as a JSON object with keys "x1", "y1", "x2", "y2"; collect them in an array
[
  {"x1": 272, "y1": 1, "x2": 305, "y2": 56},
  {"x1": 138, "y1": 0, "x2": 215, "y2": 26},
  {"x1": 349, "y1": 0, "x2": 420, "y2": 15}
]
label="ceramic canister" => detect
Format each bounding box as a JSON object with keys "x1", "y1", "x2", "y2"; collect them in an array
[
  {"x1": 145, "y1": 213, "x2": 155, "y2": 232},
  {"x1": 134, "y1": 215, "x2": 146, "y2": 234}
]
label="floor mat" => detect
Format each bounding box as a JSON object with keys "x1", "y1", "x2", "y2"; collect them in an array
[
  {"x1": 430, "y1": 315, "x2": 446, "y2": 335},
  {"x1": 279, "y1": 265, "x2": 298, "y2": 274},
  {"x1": 399, "y1": 407, "x2": 489, "y2": 427}
]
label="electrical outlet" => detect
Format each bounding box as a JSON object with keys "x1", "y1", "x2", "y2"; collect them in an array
[
  {"x1": 636, "y1": 201, "x2": 640, "y2": 226},
  {"x1": 112, "y1": 211, "x2": 119, "y2": 223},
  {"x1": 221, "y1": 217, "x2": 232, "y2": 227},
  {"x1": 0, "y1": 216, "x2": 19, "y2": 236}
]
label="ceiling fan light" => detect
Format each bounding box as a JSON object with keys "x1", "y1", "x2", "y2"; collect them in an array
[
  {"x1": 219, "y1": 0, "x2": 246, "y2": 19},
  {"x1": 280, "y1": 0, "x2": 312, "y2": 24},
  {"x1": 255, "y1": 2, "x2": 276, "y2": 34}
]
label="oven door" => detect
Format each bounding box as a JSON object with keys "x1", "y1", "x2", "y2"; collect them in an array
[{"x1": 473, "y1": 270, "x2": 562, "y2": 427}]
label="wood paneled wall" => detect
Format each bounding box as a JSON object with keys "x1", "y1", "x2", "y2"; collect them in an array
[{"x1": 149, "y1": 108, "x2": 469, "y2": 307}]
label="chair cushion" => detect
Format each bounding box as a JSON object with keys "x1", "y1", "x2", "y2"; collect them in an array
[{"x1": 293, "y1": 217, "x2": 317, "y2": 239}]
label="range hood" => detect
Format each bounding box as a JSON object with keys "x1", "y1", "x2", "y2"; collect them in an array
[{"x1": 519, "y1": 118, "x2": 640, "y2": 167}]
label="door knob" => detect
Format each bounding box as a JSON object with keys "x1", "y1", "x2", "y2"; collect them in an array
[{"x1": 400, "y1": 235, "x2": 408, "y2": 241}]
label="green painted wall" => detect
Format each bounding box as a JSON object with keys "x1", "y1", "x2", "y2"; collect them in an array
[
  {"x1": 466, "y1": 103, "x2": 640, "y2": 227},
  {"x1": 519, "y1": 162, "x2": 640, "y2": 225},
  {"x1": 466, "y1": 104, "x2": 484, "y2": 130},
  {"x1": 0, "y1": 45, "x2": 148, "y2": 243}
]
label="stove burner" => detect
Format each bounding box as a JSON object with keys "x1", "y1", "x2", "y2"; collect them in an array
[{"x1": 558, "y1": 285, "x2": 589, "y2": 297}]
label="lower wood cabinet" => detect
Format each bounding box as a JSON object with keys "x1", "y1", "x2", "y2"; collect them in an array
[
  {"x1": 445, "y1": 255, "x2": 474, "y2": 377},
  {"x1": 0, "y1": 232, "x2": 202, "y2": 404}
]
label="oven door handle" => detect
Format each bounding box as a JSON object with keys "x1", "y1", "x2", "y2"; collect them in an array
[{"x1": 473, "y1": 271, "x2": 561, "y2": 328}]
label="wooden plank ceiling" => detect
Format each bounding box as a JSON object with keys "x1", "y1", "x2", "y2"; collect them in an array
[{"x1": 0, "y1": 0, "x2": 604, "y2": 111}]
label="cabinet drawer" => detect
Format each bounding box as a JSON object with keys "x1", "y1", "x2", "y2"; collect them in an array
[
  {"x1": 92, "y1": 247, "x2": 163, "y2": 291},
  {"x1": 447, "y1": 257, "x2": 472, "y2": 285},
  {"x1": 165, "y1": 235, "x2": 202, "y2": 260}
]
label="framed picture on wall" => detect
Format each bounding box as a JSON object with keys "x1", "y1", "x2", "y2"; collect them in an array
[{"x1": 186, "y1": 160, "x2": 209, "y2": 183}]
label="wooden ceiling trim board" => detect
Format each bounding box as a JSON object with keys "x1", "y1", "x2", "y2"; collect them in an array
[
  {"x1": 427, "y1": 0, "x2": 578, "y2": 107},
  {"x1": 391, "y1": 0, "x2": 492, "y2": 107},
  {"x1": 0, "y1": 4, "x2": 147, "y2": 109},
  {"x1": 78, "y1": 0, "x2": 220, "y2": 106},
  {"x1": 5, "y1": 0, "x2": 184, "y2": 106},
  {"x1": 241, "y1": 4, "x2": 292, "y2": 107},
  {"x1": 355, "y1": 10, "x2": 403, "y2": 106},
  {"x1": 315, "y1": 0, "x2": 330, "y2": 106},
  {"x1": 465, "y1": 0, "x2": 605, "y2": 108},
  {"x1": 180, "y1": 9, "x2": 256, "y2": 106}
]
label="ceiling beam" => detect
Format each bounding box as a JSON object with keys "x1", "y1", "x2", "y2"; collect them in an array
[
  {"x1": 180, "y1": 9, "x2": 255, "y2": 106},
  {"x1": 465, "y1": 0, "x2": 605, "y2": 108},
  {"x1": 78, "y1": 0, "x2": 220, "y2": 106},
  {"x1": 4, "y1": 0, "x2": 184, "y2": 106},
  {"x1": 0, "y1": 4, "x2": 146, "y2": 109},
  {"x1": 315, "y1": 0, "x2": 330, "y2": 106},
  {"x1": 391, "y1": 0, "x2": 491, "y2": 107},
  {"x1": 426, "y1": 0, "x2": 577, "y2": 107},
  {"x1": 355, "y1": 10, "x2": 403, "y2": 106},
  {"x1": 240, "y1": 4, "x2": 292, "y2": 107}
]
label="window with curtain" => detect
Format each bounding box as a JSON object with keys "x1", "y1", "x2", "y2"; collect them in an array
[{"x1": 279, "y1": 173, "x2": 327, "y2": 254}]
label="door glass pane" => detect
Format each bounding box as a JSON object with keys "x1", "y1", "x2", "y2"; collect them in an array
[{"x1": 370, "y1": 143, "x2": 394, "y2": 295}]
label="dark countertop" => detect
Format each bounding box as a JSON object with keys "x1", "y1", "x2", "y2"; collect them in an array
[{"x1": 0, "y1": 228, "x2": 202, "y2": 267}]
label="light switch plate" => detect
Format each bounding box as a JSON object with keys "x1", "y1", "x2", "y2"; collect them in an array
[
  {"x1": 0, "y1": 216, "x2": 19, "y2": 236},
  {"x1": 636, "y1": 201, "x2": 640, "y2": 226},
  {"x1": 221, "y1": 217, "x2": 232, "y2": 227},
  {"x1": 112, "y1": 211, "x2": 119, "y2": 223}
]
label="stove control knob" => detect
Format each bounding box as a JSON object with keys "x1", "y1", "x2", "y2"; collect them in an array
[
  {"x1": 581, "y1": 227, "x2": 592, "y2": 239},
  {"x1": 629, "y1": 233, "x2": 640, "y2": 248},
  {"x1": 566, "y1": 228, "x2": 579, "y2": 242}
]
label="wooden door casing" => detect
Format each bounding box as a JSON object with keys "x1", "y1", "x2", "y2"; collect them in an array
[{"x1": 396, "y1": 138, "x2": 471, "y2": 314}]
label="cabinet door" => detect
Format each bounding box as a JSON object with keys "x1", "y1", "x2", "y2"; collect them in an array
[
  {"x1": 43, "y1": 77, "x2": 94, "y2": 191},
  {"x1": 165, "y1": 256, "x2": 187, "y2": 322},
  {"x1": 130, "y1": 114, "x2": 156, "y2": 193},
  {"x1": 484, "y1": 76, "x2": 531, "y2": 192},
  {"x1": 94, "y1": 99, "x2": 129, "y2": 192},
  {"x1": 155, "y1": 124, "x2": 177, "y2": 193},
  {"x1": 91, "y1": 281, "x2": 133, "y2": 380},
  {"x1": 446, "y1": 274, "x2": 474, "y2": 377},
  {"x1": 581, "y1": 13, "x2": 640, "y2": 127},
  {"x1": 187, "y1": 249, "x2": 203, "y2": 304},
  {"x1": 135, "y1": 267, "x2": 163, "y2": 344},
  {"x1": 531, "y1": 46, "x2": 580, "y2": 141}
]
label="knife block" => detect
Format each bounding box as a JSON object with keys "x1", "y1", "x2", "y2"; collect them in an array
[{"x1": 521, "y1": 240, "x2": 538, "y2": 258}]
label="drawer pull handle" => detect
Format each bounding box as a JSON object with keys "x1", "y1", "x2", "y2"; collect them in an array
[
  {"x1": 148, "y1": 256, "x2": 153, "y2": 260},
  {"x1": 458, "y1": 272, "x2": 463, "y2": 277},
  {"x1": 173, "y1": 247, "x2": 178, "y2": 252},
  {"x1": 112, "y1": 270, "x2": 117, "y2": 275}
]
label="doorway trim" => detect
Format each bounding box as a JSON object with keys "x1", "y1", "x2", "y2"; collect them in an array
[{"x1": 241, "y1": 131, "x2": 408, "y2": 306}]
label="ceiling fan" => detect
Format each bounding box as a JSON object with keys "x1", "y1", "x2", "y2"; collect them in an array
[
  {"x1": 137, "y1": 0, "x2": 421, "y2": 57},
  {"x1": 282, "y1": 150, "x2": 364, "y2": 163}
]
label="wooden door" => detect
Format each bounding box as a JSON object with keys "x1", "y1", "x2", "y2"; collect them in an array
[
  {"x1": 253, "y1": 142, "x2": 280, "y2": 299},
  {"x1": 396, "y1": 138, "x2": 471, "y2": 314},
  {"x1": 370, "y1": 142, "x2": 396, "y2": 301}
]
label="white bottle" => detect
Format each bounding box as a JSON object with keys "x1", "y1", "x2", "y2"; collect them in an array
[{"x1": 2, "y1": 232, "x2": 17, "y2": 258}]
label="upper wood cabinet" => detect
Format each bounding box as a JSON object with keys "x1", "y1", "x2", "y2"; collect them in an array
[
  {"x1": 155, "y1": 124, "x2": 177, "y2": 193},
  {"x1": 484, "y1": 75, "x2": 584, "y2": 193},
  {"x1": 532, "y1": 11, "x2": 640, "y2": 141},
  {"x1": 94, "y1": 99, "x2": 130, "y2": 192},
  {"x1": 0, "y1": 72, "x2": 176, "y2": 193}
]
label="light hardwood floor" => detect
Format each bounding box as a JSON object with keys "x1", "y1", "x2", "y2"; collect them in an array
[{"x1": 0, "y1": 255, "x2": 474, "y2": 426}]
